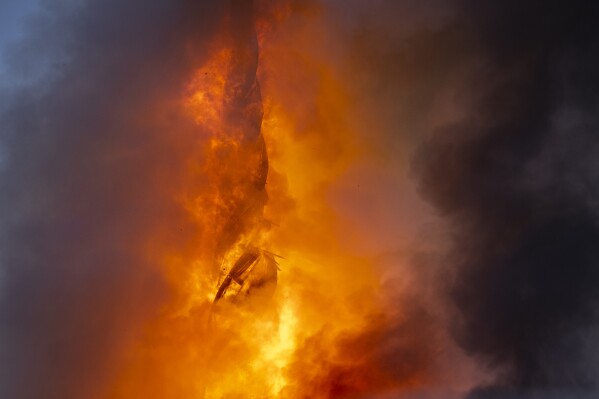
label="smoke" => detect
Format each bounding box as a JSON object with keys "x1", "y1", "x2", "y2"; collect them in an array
[
  {"x1": 408, "y1": 1, "x2": 599, "y2": 398},
  {"x1": 0, "y1": 1, "x2": 224, "y2": 398}
]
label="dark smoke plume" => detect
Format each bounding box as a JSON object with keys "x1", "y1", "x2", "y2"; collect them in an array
[
  {"x1": 410, "y1": 1, "x2": 599, "y2": 397},
  {"x1": 0, "y1": 1, "x2": 223, "y2": 398}
]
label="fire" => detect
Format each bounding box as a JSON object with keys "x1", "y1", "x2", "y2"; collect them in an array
[
  {"x1": 105, "y1": 2, "x2": 425, "y2": 398},
  {"x1": 184, "y1": 48, "x2": 232, "y2": 129}
]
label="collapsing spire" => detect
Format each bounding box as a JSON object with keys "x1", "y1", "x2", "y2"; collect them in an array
[{"x1": 211, "y1": 0, "x2": 277, "y2": 305}]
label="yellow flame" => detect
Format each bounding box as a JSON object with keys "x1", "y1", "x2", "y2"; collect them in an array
[{"x1": 105, "y1": 5, "x2": 396, "y2": 398}]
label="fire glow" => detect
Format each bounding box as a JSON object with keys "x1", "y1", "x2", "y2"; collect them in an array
[
  {"x1": 105, "y1": 2, "x2": 397, "y2": 398},
  {"x1": 95, "y1": 1, "x2": 448, "y2": 398}
]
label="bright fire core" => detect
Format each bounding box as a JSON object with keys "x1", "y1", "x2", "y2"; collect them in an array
[{"x1": 108, "y1": 2, "x2": 409, "y2": 398}]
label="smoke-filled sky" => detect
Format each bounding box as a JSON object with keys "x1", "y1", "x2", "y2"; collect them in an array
[{"x1": 1, "y1": 1, "x2": 599, "y2": 399}]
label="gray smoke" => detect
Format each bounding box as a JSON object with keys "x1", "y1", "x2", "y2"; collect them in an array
[
  {"x1": 409, "y1": 1, "x2": 599, "y2": 398},
  {"x1": 0, "y1": 1, "x2": 224, "y2": 398}
]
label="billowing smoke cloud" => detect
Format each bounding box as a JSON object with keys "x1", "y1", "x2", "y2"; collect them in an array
[
  {"x1": 408, "y1": 1, "x2": 599, "y2": 398},
  {"x1": 0, "y1": 1, "x2": 224, "y2": 398}
]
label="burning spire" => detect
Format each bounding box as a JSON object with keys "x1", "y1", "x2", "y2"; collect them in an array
[{"x1": 202, "y1": 0, "x2": 279, "y2": 306}]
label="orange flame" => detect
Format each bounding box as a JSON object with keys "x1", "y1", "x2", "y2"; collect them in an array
[{"x1": 104, "y1": 3, "x2": 441, "y2": 398}]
